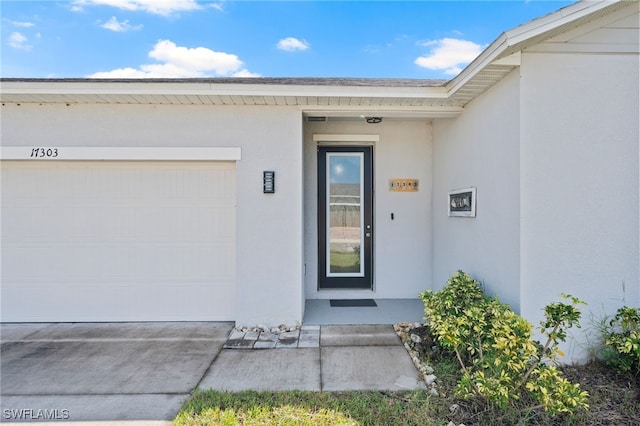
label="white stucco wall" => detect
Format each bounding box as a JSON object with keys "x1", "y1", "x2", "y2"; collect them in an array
[
  {"x1": 303, "y1": 120, "x2": 433, "y2": 300},
  {"x1": 519, "y1": 49, "x2": 639, "y2": 361},
  {"x1": 429, "y1": 3, "x2": 640, "y2": 363},
  {"x1": 1, "y1": 103, "x2": 305, "y2": 327},
  {"x1": 431, "y1": 70, "x2": 521, "y2": 311}
]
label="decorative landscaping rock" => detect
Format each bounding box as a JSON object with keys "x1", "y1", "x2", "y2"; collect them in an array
[{"x1": 394, "y1": 322, "x2": 439, "y2": 396}]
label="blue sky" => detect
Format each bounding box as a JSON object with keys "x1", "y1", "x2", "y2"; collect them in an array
[{"x1": 2, "y1": 1, "x2": 574, "y2": 79}]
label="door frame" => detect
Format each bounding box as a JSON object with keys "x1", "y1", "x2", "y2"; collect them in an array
[{"x1": 317, "y1": 145, "x2": 373, "y2": 289}]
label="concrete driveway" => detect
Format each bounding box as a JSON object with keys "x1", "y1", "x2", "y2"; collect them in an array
[{"x1": 1, "y1": 322, "x2": 233, "y2": 425}]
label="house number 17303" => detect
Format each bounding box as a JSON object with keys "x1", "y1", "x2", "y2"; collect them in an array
[{"x1": 30, "y1": 148, "x2": 59, "y2": 158}]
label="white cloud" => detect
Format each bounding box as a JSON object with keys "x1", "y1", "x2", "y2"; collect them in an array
[
  {"x1": 208, "y1": 2, "x2": 224, "y2": 12},
  {"x1": 415, "y1": 38, "x2": 484, "y2": 75},
  {"x1": 87, "y1": 39, "x2": 260, "y2": 78},
  {"x1": 232, "y1": 69, "x2": 261, "y2": 78},
  {"x1": 101, "y1": 16, "x2": 143, "y2": 32},
  {"x1": 10, "y1": 20, "x2": 35, "y2": 28},
  {"x1": 9, "y1": 32, "x2": 31, "y2": 50},
  {"x1": 88, "y1": 67, "x2": 151, "y2": 78},
  {"x1": 277, "y1": 37, "x2": 310, "y2": 52},
  {"x1": 72, "y1": 0, "x2": 201, "y2": 16},
  {"x1": 149, "y1": 40, "x2": 242, "y2": 75},
  {"x1": 363, "y1": 45, "x2": 381, "y2": 54}
]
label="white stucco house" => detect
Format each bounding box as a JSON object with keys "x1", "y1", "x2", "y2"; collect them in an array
[{"x1": 1, "y1": 0, "x2": 638, "y2": 361}]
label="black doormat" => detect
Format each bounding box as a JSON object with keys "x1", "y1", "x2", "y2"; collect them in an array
[{"x1": 330, "y1": 299, "x2": 377, "y2": 307}]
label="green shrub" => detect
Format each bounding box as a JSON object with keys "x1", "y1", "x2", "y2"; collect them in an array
[
  {"x1": 420, "y1": 271, "x2": 589, "y2": 415},
  {"x1": 602, "y1": 306, "x2": 640, "y2": 374}
]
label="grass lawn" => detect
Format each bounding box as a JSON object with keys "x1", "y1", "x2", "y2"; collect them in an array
[{"x1": 175, "y1": 389, "x2": 441, "y2": 425}]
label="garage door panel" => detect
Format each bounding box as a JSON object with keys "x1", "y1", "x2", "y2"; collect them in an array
[
  {"x1": 2, "y1": 245, "x2": 95, "y2": 281},
  {"x1": 4, "y1": 244, "x2": 234, "y2": 284},
  {"x1": 2, "y1": 282, "x2": 235, "y2": 322},
  {"x1": 4, "y1": 205, "x2": 235, "y2": 245},
  {"x1": 1, "y1": 161, "x2": 236, "y2": 322}
]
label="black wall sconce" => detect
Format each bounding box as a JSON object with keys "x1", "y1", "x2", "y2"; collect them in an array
[{"x1": 263, "y1": 171, "x2": 275, "y2": 193}]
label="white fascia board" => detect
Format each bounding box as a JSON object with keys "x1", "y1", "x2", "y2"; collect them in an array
[
  {"x1": 446, "y1": 0, "x2": 622, "y2": 96},
  {"x1": 203, "y1": 83, "x2": 450, "y2": 99},
  {"x1": 501, "y1": 0, "x2": 618, "y2": 45},
  {"x1": 0, "y1": 146, "x2": 242, "y2": 161},
  {"x1": 445, "y1": 33, "x2": 511, "y2": 95},
  {"x1": 0, "y1": 80, "x2": 449, "y2": 100},
  {"x1": 303, "y1": 106, "x2": 463, "y2": 119}
]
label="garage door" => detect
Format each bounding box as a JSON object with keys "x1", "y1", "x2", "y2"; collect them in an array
[{"x1": 1, "y1": 161, "x2": 236, "y2": 322}]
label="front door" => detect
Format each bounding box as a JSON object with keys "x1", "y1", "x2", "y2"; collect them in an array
[{"x1": 318, "y1": 146, "x2": 373, "y2": 289}]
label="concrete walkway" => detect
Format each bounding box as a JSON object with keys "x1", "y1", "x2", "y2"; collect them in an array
[
  {"x1": 1, "y1": 323, "x2": 424, "y2": 425},
  {"x1": 200, "y1": 325, "x2": 426, "y2": 392}
]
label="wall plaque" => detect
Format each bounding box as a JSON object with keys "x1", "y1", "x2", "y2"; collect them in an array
[{"x1": 389, "y1": 179, "x2": 419, "y2": 192}]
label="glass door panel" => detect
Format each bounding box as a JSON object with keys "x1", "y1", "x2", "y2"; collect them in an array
[{"x1": 327, "y1": 153, "x2": 364, "y2": 276}]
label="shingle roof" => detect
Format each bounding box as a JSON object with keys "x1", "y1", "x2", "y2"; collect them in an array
[{"x1": 1, "y1": 77, "x2": 448, "y2": 88}]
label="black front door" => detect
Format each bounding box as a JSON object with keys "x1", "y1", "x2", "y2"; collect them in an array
[{"x1": 318, "y1": 146, "x2": 373, "y2": 289}]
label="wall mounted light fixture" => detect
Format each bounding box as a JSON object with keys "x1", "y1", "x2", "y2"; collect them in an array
[
  {"x1": 360, "y1": 115, "x2": 382, "y2": 124},
  {"x1": 263, "y1": 171, "x2": 275, "y2": 193}
]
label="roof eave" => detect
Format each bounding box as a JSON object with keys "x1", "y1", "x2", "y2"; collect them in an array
[
  {"x1": 0, "y1": 79, "x2": 462, "y2": 119},
  {"x1": 446, "y1": 0, "x2": 629, "y2": 99},
  {"x1": 0, "y1": 1, "x2": 631, "y2": 113}
]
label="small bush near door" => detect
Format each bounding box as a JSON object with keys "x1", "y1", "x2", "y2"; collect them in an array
[{"x1": 420, "y1": 271, "x2": 589, "y2": 416}]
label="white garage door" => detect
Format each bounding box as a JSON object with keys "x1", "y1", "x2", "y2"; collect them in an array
[{"x1": 1, "y1": 161, "x2": 236, "y2": 322}]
